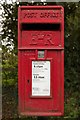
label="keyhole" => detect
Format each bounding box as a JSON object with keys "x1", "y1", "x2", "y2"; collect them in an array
[{"x1": 27, "y1": 80, "x2": 29, "y2": 83}]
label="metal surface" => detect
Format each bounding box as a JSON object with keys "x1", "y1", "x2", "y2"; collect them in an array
[{"x1": 18, "y1": 6, "x2": 64, "y2": 116}]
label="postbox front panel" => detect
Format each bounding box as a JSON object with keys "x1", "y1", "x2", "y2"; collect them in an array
[
  {"x1": 19, "y1": 50, "x2": 63, "y2": 112},
  {"x1": 18, "y1": 6, "x2": 64, "y2": 116}
]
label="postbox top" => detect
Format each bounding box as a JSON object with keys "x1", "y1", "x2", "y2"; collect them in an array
[
  {"x1": 18, "y1": 6, "x2": 64, "y2": 24},
  {"x1": 19, "y1": 5, "x2": 64, "y2": 9}
]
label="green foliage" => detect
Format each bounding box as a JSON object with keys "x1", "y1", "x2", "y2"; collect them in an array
[
  {"x1": 1, "y1": 3, "x2": 18, "y2": 55},
  {"x1": 64, "y1": 3, "x2": 80, "y2": 93},
  {"x1": 65, "y1": 93, "x2": 79, "y2": 118},
  {"x1": 63, "y1": 2, "x2": 80, "y2": 118},
  {"x1": 2, "y1": 45, "x2": 18, "y2": 86},
  {"x1": 1, "y1": 2, "x2": 80, "y2": 119}
]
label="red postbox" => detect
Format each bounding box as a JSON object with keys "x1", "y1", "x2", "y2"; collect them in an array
[{"x1": 18, "y1": 6, "x2": 64, "y2": 116}]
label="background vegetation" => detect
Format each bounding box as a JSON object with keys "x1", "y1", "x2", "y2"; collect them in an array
[{"x1": 1, "y1": 2, "x2": 80, "y2": 119}]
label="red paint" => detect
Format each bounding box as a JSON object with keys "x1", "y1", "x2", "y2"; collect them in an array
[{"x1": 18, "y1": 6, "x2": 64, "y2": 116}]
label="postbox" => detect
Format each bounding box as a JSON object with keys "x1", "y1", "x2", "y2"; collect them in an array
[{"x1": 18, "y1": 6, "x2": 64, "y2": 116}]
